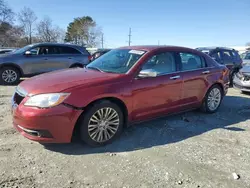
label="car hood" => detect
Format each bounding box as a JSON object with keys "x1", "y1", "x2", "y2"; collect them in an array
[
  {"x1": 240, "y1": 65, "x2": 250, "y2": 76},
  {"x1": 243, "y1": 59, "x2": 250, "y2": 65},
  {"x1": 18, "y1": 68, "x2": 123, "y2": 95}
]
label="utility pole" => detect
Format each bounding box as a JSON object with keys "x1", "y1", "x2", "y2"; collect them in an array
[
  {"x1": 158, "y1": 40, "x2": 160, "y2": 45},
  {"x1": 101, "y1": 33, "x2": 104, "y2": 49},
  {"x1": 128, "y1": 28, "x2": 132, "y2": 46}
]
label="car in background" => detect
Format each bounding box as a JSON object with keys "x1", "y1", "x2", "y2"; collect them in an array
[
  {"x1": 0, "y1": 43, "x2": 91, "y2": 85},
  {"x1": 0, "y1": 48, "x2": 16, "y2": 54},
  {"x1": 90, "y1": 49, "x2": 111, "y2": 61},
  {"x1": 11, "y1": 45, "x2": 229, "y2": 146},
  {"x1": 233, "y1": 65, "x2": 250, "y2": 93},
  {"x1": 240, "y1": 51, "x2": 250, "y2": 66},
  {"x1": 196, "y1": 47, "x2": 242, "y2": 85}
]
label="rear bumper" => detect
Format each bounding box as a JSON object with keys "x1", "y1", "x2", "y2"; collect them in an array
[
  {"x1": 12, "y1": 96, "x2": 83, "y2": 143},
  {"x1": 233, "y1": 76, "x2": 250, "y2": 92}
]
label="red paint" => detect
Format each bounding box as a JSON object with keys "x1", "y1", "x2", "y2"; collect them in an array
[{"x1": 12, "y1": 46, "x2": 229, "y2": 143}]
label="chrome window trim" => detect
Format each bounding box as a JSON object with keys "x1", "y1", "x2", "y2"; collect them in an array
[{"x1": 135, "y1": 66, "x2": 216, "y2": 78}]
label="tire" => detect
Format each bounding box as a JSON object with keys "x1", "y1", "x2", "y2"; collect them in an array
[
  {"x1": 200, "y1": 85, "x2": 223, "y2": 113},
  {"x1": 79, "y1": 100, "x2": 124, "y2": 147},
  {"x1": 70, "y1": 64, "x2": 83, "y2": 68},
  {"x1": 0, "y1": 66, "x2": 20, "y2": 85}
]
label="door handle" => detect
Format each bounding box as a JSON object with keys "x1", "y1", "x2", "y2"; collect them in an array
[
  {"x1": 170, "y1": 75, "x2": 180, "y2": 80},
  {"x1": 68, "y1": 57, "x2": 72, "y2": 59},
  {"x1": 44, "y1": 58, "x2": 48, "y2": 60},
  {"x1": 202, "y1": 70, "x2": 210, "y2": 74}
]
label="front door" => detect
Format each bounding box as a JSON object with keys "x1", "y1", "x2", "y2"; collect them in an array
[{"x1": 131, "y1": 51, "x2": 183, "y2": 121}]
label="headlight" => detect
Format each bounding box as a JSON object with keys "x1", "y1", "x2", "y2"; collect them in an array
[{"x1": 24, "y1": 93, "x2": 70, "y2": 108}]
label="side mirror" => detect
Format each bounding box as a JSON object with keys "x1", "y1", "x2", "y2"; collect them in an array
[
  {"x1": 24, "y1": 51, "x2": 31, "y2": 55},
  {"x1": 138, "y1": 69, "x2": 157, "y2": 78}
]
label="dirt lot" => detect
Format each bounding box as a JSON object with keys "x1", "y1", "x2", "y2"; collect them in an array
[{"x1": 1, "y1": 86, "x2": 250, "y2": 188}]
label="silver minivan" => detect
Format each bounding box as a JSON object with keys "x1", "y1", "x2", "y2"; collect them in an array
[{"x1": 0, "y1": 43, "x2": 91, "y2": 85}]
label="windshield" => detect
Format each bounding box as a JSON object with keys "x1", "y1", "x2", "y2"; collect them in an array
[
  {"x1": 86, "y1": 49, "x2": 146, "y2": 74},
  {"x1": 244, "y1": 53, "x2": 250, "y2": 60},
  {"x1": 12, "y1": 44, "x2": 35, "y2": 54}
]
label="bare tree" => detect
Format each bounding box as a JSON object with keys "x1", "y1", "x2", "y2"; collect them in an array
[
  {"x1": 86, "y1": 26, "x2": 102, "y2": 47},
  {"x1": 37, "y1": 16, "x2": 64, "y2": 42},
  {"x1": 0, "y1": 0, "x2": 14, "y2": 23},
  {"x1": 18, "y1": 7, "x2": 37, "y2": 44}
]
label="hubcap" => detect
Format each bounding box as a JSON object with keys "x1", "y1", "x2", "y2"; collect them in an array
[
  {"x1": 207, "y1": 88, "x2": 221, "y2": 111},
  {"x1": 88, "y1": 107, "x2": 120, "y2": 143},
  {"x1": 2, "y1": 70, "x2": 17, "y2": 83}
]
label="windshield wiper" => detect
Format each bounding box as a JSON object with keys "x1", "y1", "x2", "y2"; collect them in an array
[{"x1": 86, "y1": 66, "x2": 104, "y2": 72}]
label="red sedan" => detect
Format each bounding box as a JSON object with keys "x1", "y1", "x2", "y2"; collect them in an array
[{"x1": 11, "y1": 46, "x2": 230, "y2": 146}]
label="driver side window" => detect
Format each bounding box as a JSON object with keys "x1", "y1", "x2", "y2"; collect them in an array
[{"x1": 141, "y1": 52, "x2": 176, "y2": 75}]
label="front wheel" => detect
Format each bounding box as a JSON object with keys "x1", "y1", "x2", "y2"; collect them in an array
[
  {"x1": 200, "y1": 85, "x2": 223, "y2": 113},
  {"x1": 79, "y1": 101, "x2": 124, "y2": 147},
  {"x1": 0, "y1": 66, "x2": 20, "y2": 85}
]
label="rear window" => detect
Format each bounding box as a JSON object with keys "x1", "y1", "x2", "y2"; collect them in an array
[
  {"x1": 60, "y1": 46, "x2": 81, "y2": 54},
  {"x1": 232, "y1": 50, "x2": 241, "y2": 60}
]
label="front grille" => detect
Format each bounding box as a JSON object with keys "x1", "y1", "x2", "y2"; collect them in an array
[{"x1": 14, "y1": 92, "x2": 25, "y2": 105}]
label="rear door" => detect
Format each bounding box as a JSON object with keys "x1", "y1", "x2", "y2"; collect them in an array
[
  {"x1": 60, "y1": 46, "x2": 89, "y2": 66},
  {"x1": 44, "y1": 46, "x2": 72, "y2": 71},
  {"x1": 177, "y1": 52, "x2": 213, "y2": 109}
]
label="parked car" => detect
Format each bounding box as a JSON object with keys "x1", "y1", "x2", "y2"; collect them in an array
[
  {"x1": 196, "y1": 47, "x2": 242, "y2": 85},
  {"x1": 90, "y1": 49, "x2": 111, "y2": 61},
  {"x1": 0, "y1": 49, "x2": 15, "y2": 54},
  {"x1": 233, "y1": 65, "x2": 250, "y2": 93},
  {"x1": 240, "y1": 51, "x2": 250, "y2": 66},
  {"x1": 11, "y1": 45, "x2": 229, "y2": 146},
  {"x1": 0, "y1": 43, "x2": 91, "y2": 85}
]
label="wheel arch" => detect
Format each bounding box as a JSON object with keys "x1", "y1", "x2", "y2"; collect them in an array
[
  {"x1": 71, "y1": 96, "x2": 129, "y2": 142},
  {"x1": 201, "y1": 82, "x2": 224, "y2": 103},
  {"x1": 0, "y1": 63, "x2": 24, "y2": 76}
]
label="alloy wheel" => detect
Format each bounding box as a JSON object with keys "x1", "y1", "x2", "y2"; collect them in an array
[
  {"x1": 2, "y1": 69, "x2": 17, "y2": 83},
  {"x1": 88, "y1": 107, "x2": 120, "y2": 143},
  {"x1": 207, "y1": 88, "x2": 221, "y2": 111}
]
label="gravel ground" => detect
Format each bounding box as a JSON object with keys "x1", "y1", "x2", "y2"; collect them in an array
[{"x1": 1, "y1": 86, "x2": 250, "y2": 188}]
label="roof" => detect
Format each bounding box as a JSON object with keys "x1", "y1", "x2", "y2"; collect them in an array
[
  {"x1": 196, "y1": 46, "x2": 236, "y2": 51},
  {"x1": 119, "y1": 45, "x2": 195, "y2": 51},
  {"x1": 31, "y1": 42, "x2": 85, "y2": 48}
]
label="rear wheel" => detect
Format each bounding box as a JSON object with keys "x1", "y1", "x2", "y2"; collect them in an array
[
  {"x1": 0, "y1": 66, "x2": 20, "y2": 85},
  {"x1": 200, "y1": 85, "x2": 223, "y2": 113},
  {"x1": 79, "y1": 100, "x2": 124, "y2": 147}
]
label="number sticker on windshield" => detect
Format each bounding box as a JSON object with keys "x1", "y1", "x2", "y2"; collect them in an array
[{"x1": 129, "y1": 50, "x2": 145, "y2": 55}]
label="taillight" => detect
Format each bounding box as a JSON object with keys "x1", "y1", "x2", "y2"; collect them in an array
[{"x1": 88, "y1": 55, "x2": 92, "y2": 61}]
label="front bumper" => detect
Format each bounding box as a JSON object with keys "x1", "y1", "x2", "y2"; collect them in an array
[
  {"x1": 11, "y1": 94, "x2": 83, "y2": 143},
  {"x1": 233, "y1": 76, "x2": 250, "y2": 92}
]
